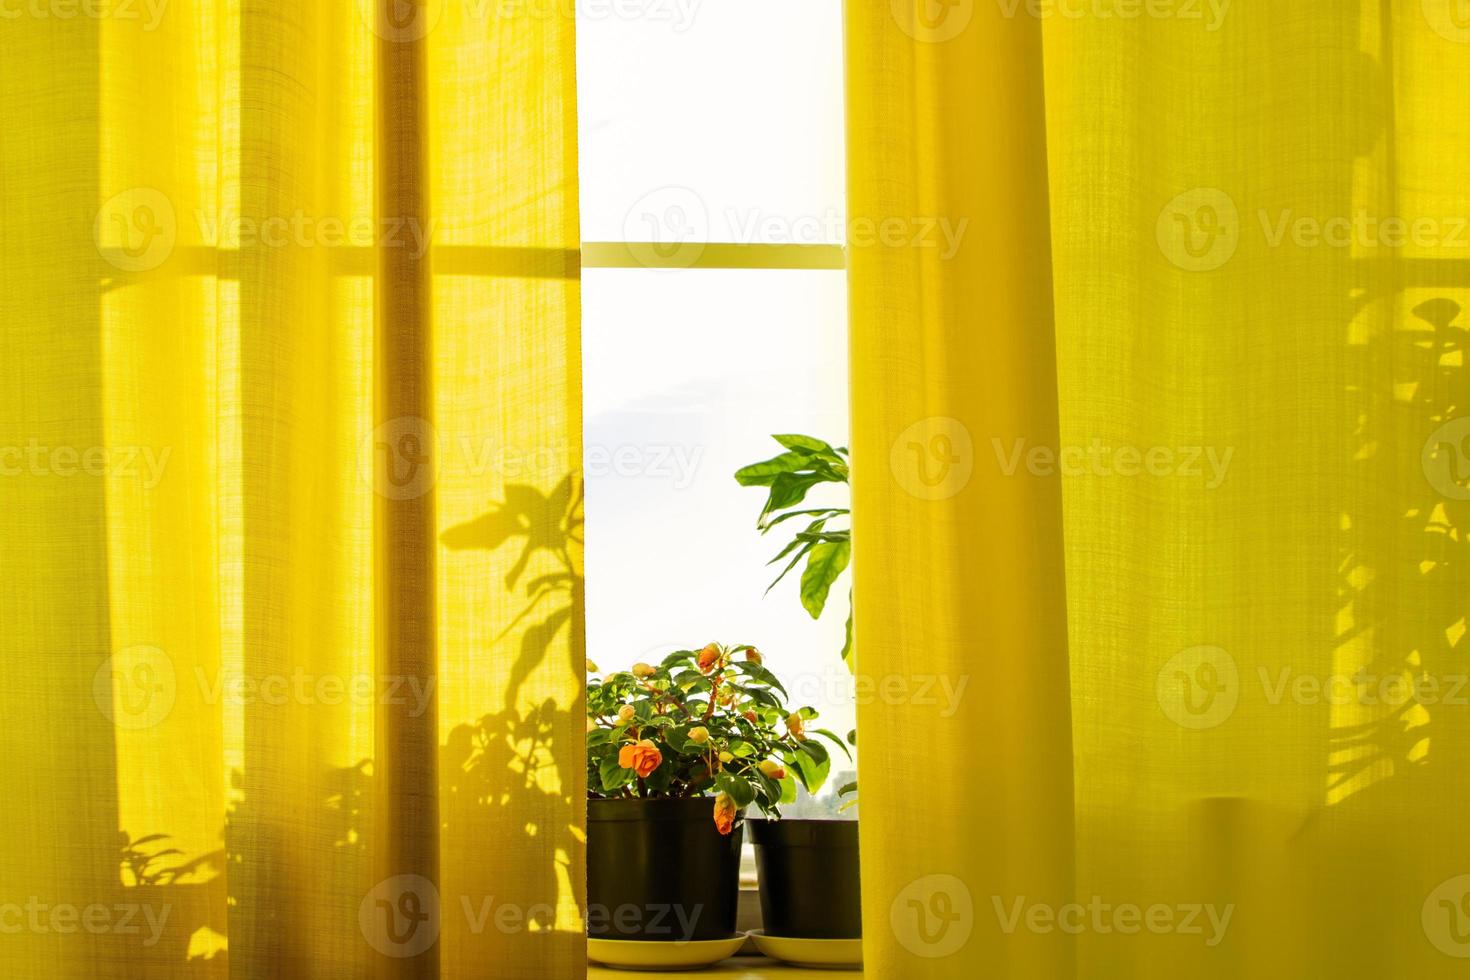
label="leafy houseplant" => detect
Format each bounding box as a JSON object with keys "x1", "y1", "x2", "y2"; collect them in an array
[
  {"x1": 585, "y1": 643, "x2": 847, "y2": 943},
  {"x1": 736, "y1": 435, "x2": 863, "y2": 945},
  {"x1": 734, "y1": 435, "x2": 853, "y2": 665}
]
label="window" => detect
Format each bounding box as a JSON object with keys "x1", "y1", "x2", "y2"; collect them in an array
[{"x1": 578, "y1": 1, "x2": 856, "y2": 814}]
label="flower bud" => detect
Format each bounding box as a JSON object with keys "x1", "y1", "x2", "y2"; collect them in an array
[
  {"x1": 632, "y1": 662, "x2": 656, "y2": 679},
  {"x1": 758, "y1": 759, "x2": 786, "y2": 780},
  {"x1": 617, "y1": 705, "x2": 635, "y2": 723},
  {"x1": 697, "y1": 643, "x2": 722, "y2": 674},
  {"x1": 786, "y1": 712, "x2": 806, "y2": 740},
  {"x1": 586, "y1": 659, "x2": 600, "y2": 673},
  {"x1": 713, "y1": 793, "x2": 738, "y2": 835},
  {"x1": 689, "y1": 726, "x2": 710, "y2": 744},
  {"x1": 745, "y1": 648, "x2": 763, "y2": 665},
  {"x1": 719, "y1": 751, "x2": 734, "y2": 764}
]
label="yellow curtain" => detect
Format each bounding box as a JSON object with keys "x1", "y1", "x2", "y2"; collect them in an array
[
  {"x1": 0, "y1": 2, "x2": 584, "y2": 978},
  {"x1": 851, "y1": 2, "x2": 1470, "y2": 977}
]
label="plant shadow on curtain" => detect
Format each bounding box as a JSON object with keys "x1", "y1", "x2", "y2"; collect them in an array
[
  {"x1": 0, "y1": 2, "x2": 584, "y2": 978},
  {"x1": 852, "y1": 1, "x2": 1470, "y2": 977},
  {"x1": 1045, "y1": 3, "x2": 1470, "y2": 976}
]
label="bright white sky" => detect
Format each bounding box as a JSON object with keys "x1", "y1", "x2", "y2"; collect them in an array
[
  {"x1": 576, "y1": 0, "x2": 847, "y2": 243},
  {"x1": 576, "y1": 2, "x2": 857, "y2": 749}
]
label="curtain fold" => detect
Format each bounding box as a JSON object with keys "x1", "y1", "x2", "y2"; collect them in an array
[
  {"x1": 851, "y1": 2, "x2": 1470, "y2": 977},
  {"x1": 845, "y1": 4, "x2": 1077, "y2": 978},
  {"x1": 0, "y1": 2, "x2": 584, "y2": 978}
]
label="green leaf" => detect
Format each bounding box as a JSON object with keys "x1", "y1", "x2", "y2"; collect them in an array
[
  {"x1": 836, "y1": 780, "x2": 858, "y2": 798},
  {"x1": 644, "y1": 757, "x2": 675, "y2": 793},
  {"x1": 793, "y1": 529, "x2": 850, "y2": 544},
  {"x1": 716, "y1": 772, "x2": 756, "y2": 808},
  {"x1": 765, "y1": 539, "x2": 816, "y2": 595},
  {"x1": 734, "y1": 452, "x2": 812, "y2": 486},
  {"x1": 791, "y1": 749, "x2": 831, "y2": 795},
  {"x1": 797, "y1": 739, "x2": 829, "y2": 766},
  {"x1": 752, "y1": 769, "x2": 783, "y2": 805},
  {"x1": 772, "y1": 434, "x2": 836, "y2": 456},
  {"x1": 759, "y1": 507, "x2": 847, "y2": 532},
  {"x1": 840, "y1": 590, "x2": 855, "y2": 666},
  {"x1": 660, "y1": 650, "x2": 694, "y2": 669},
  {"x1": 799, "y1": 539, "x2": 851, "y2": 619},
  {"x1": 741, "y1": 686, "x2": 781, "y2": 709},
  {"x1": 598, "y1": 755, "x2": 634, "y2": 793},
  {"x1": 670, "y1": 723, "x2": 713, "y2": 753},
  {"x1": 733, "y1": 661, "x2": 788, "y2": 697},
  {"x1": 814, "y1": 728, "x2": 853, "y2": 761},
  {"x1": 766, "y1": 523, "x2": 822, "y2": 567},
  {"x1": 761, "y1": 471, "x2": 824, "y2": 518}
]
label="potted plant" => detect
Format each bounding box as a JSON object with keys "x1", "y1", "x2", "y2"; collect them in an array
[
  {"x1": 735, "y1": 435, "x2": 863, "y2": 945},
  {"x1": 585, "y1": 643, "x2": 846, "y2": 957}
]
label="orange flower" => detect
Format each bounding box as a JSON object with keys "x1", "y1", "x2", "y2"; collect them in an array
[
  {"x1": 618, "y1": 739, "x2": 663, "y2": 778},
  {"x1": 713, "y1": 792, "x2": 738, "y2": 836},
  {"x1": 697, "y1": 643, "x2": 722, "y2": 674}
]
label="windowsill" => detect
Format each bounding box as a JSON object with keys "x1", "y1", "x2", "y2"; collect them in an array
[
  {"x1": 589, "y1": 956, "x2": 862, "y2": 979},
  {"x1": 589, "y1": 890, "x2": 864, "y2": 978},
  {"x1": 588, "y1": 888, "x2": 861, "y2": 978}
]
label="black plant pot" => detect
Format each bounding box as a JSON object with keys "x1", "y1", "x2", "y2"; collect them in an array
[
  {"x1": 587, "y1": 797, "x2": 745, "y2": 942},
  {"x1": 750, "y1": 818, "x2": 862, "y2": 938}
]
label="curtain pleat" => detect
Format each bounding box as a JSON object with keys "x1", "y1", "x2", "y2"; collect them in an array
[
  {"x1": 0, "y1": 3, "x2": 584, "y2": 978},
  {"x1": 845, "y1": 4, "x2": 1077, "y2": 978},
  {"x1": 374, "y1": 12, "x2": 440, "y2": 980}
]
